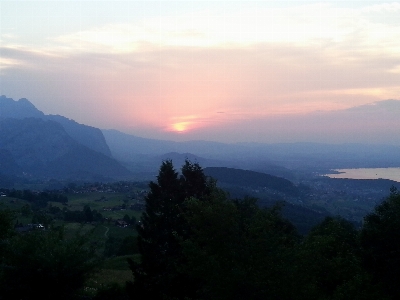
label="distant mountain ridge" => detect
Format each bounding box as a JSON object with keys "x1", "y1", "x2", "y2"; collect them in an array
[
  {"x1": 0, "y1": 96, "x2": 45, "y2": 119},
  {"x1": 3, "y1": 95, "x2": 400, "y2": 183},
  {"x1": 0, "y1": 117, "x2": 131, "y2": 180},
  {"x1": 0, "y1": 95, "x2": 111, "y2": 157},
  {"x1": 103, "y1": 128, "x2": 400, "y2": 173},
  {"x1": 102, "y1": 129, "x2": 244, "y2": 160},
  {"x1": 0, "y1": 96, "x2": 130, "y2": 181}
]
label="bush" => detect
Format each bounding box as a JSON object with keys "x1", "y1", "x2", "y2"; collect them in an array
[{"x1": 0, "y1": 228, "x2": 100, "y2": 300}]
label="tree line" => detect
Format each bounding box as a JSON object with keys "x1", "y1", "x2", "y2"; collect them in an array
[
  {"x1": 2, "y1": 160, "x2": 400, "y2": 299},
  {"x1": 127, "y1": 160, "x2": 400, "y2": 300},
  {"x1": 0, "y1": 209, "x2": 99, "y2": 300},
  {"x1": 4, "y1": 189, "x2": 68, "y2": 208}
]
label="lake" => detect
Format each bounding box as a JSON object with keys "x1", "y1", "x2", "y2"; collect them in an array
[{"x1": 324, "y1": 168, "x2": 400, "y2": 183}]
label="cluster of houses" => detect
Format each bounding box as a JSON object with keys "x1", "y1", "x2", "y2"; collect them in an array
[
  {"x1": 66, "y1": 181, "x2": 149, "y2": 195},
  {"x1": 115, "y1": 219, "x2": 129, "y2": 228},
  {"x1": 15, "y1": 223, "x2": 45, "y2": 233}
]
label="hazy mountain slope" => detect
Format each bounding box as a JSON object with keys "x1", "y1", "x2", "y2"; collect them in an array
[
  {"x1": 0, "y1": 96, "x2": 111, "y2": 157},
  {"x1": 0, "y1": 118, "x2": 131, "y2": 180},
  {"x1": 0, "y1": 149, "x2": 22, "y2": 175},
  {"x1": 102, "y1": 129, "x2": 250, "y2": 159},
  {"x1": 46, "y1": 114, "x2": 111, "y2": 157},
  {"x1": 102, "y1": 129, "x2": 182, "y2": 160},
  {"x1": 0, "y1": 118, "x2": 72, "y2": 171},
  {"x1": 45, "y1": 143, "x2": 132, "y2": 180}
]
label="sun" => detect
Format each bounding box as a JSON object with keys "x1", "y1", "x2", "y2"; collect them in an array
[{"x1": 172, "y1": 122, "x2": 189, "y2": 132}]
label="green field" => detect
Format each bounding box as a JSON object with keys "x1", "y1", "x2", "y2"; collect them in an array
[
  {"x1": 1, "y1": 191, "x2": 144, "y2": 295},
  {"x1": 0, "y1": 196, "x2": 30, "y2": 210},
  {"x1": 50, "y1": 192, "x2": 142, "y2": 220},
  {"x1": 59, "y1": 192, "x2": 143, "y2": 292}
]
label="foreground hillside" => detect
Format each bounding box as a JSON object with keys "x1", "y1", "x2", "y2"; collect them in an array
[{"x1": 2, "y1": 161, "x2": 400, "y2": 299}]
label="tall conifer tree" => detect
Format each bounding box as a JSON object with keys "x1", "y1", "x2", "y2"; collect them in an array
[{"x1": 127, "y1": 159, "x2": 212, "y2": 299}]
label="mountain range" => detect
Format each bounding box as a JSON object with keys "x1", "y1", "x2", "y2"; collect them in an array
[
  {"x1": 0, "y1": 96, "x2": 131, "y2": 181},
  {"x1": 103, "y1": 126, "x2": 400, "y2": 174},
  {"x1": 3, "y1": 96, "x2": 400, "y2": 232},
  {"x1": 3, "y1": 95, "x2": 400, "y2": 185}
]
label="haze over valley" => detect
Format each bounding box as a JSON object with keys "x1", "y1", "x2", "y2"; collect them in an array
[{"x1": 2, "y1": 95, "x2": 400, "y2": 225}]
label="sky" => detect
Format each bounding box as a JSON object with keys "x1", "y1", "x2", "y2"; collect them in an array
[{"x1": 1, "y1": 0, "x2": 400, "y2": 144}]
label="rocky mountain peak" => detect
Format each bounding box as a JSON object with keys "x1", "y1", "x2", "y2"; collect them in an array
[{"x1": 0, "y1": 95, "x2": 44, "y2": 119}]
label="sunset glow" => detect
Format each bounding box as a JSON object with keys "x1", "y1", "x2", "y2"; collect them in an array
[{"x1": 1, "y1": 1, "x2": 400, "y2": 143}]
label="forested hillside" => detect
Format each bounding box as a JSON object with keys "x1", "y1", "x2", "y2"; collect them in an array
[
  {"x1": 127, "y1": 161, "x2": 400, "y2": 300},
  {"x1": 204, "y1": 167, "x2": 299, "y2": 195},
  {"x1": 2, "y1": 161, "x2": 400, "y2": 299}
]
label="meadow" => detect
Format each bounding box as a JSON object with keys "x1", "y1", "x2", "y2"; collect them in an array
[
  {"x1": 1, "y1": 190, "x2": 144, "y2": 295},
  {"x1": 57, "y1": 192, "x2": 143, "y2": 287}
]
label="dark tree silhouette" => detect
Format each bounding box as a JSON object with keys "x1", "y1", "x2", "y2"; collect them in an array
[
  {"x1": 361, "y1": 187, "x2": 400, "y2": 298},
  {"x1": 127, "y1": 160, "x2": 213, "y2": 299}
]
